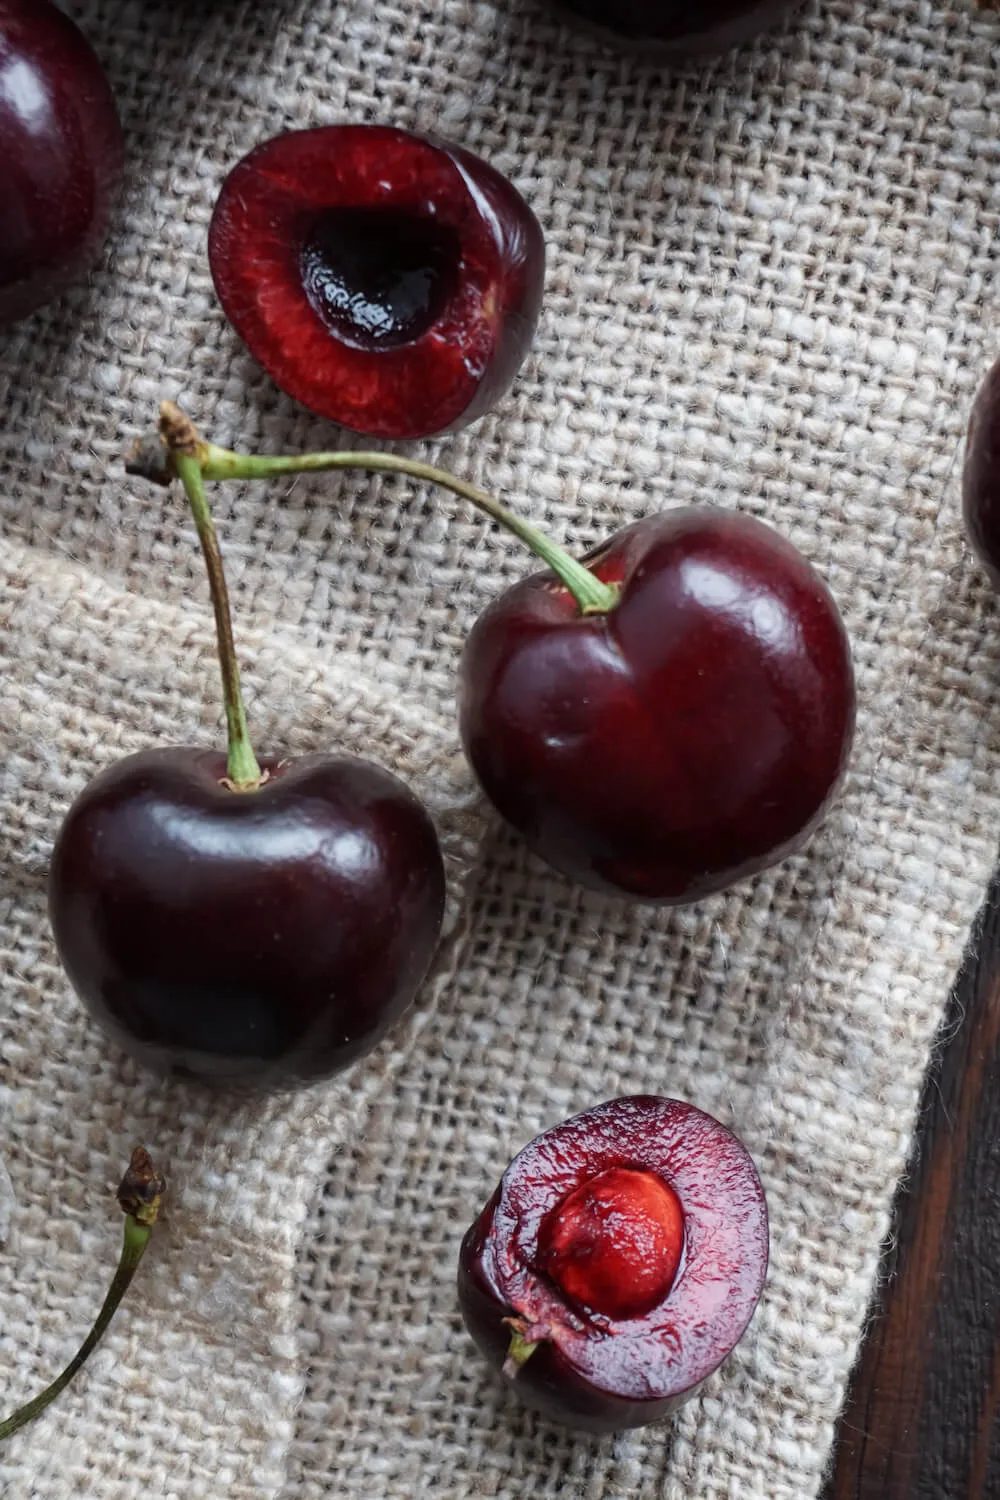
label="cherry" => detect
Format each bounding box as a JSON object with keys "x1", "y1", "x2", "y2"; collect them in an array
[
  {"x1": 50, "y1": 406, "x2": 445, "y2": 1088},
  {"x1": 458, "y1": 1095, "x2": 768, "y2": 1433},
  {"x1": 124, "y1": 411, "x2": 853, "y2": 906},
  {"x1": 208, "y1": 125, "x2": 545, "y2": 440},
  {"x1": 0, "y1": 0, "x2": 123, "y2": 325},
  {"x1": 547, "y1": 0, "x2": 801, "y2": 56},
  {"x1": 460, "y1": 509, "x2": 855, "y2": 903},
  {"x1": 963, "y1": 356, "x2": 1000, "y2": 588}
]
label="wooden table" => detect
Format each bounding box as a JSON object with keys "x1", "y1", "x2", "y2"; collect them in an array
[{"x1": 824, "y1": 878, "x2": 1000, "y2": 1498}]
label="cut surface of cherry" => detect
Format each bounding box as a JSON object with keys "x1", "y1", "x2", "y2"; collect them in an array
[
  {"x1": 458, "y1": 1095, "x2": 768, "y2": 1432},
  {"x1": 208, "y1": 124, "x2": 545, "y2": 439},
  {"x1": 548, "y1": 0, "x2": 801, "y2": 56},
  {"x1": 53, "y1": 404, "x2": 446, "y2": 1089},
  {"x1": 50, "y1": 750, "x2": 445, "y2": 1085},
  {"x1": 460, "y1": 507, "x2": 855, "y2": 903},
  {"x1": 0, "y1": 0, "x2": 123, "y2": 325},
  {"x1": 962, "y1": 356, "x2": 1000, "y2": 589}
]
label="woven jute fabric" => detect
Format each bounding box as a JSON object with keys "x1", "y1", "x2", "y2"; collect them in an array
[{"x1": 2, "y1": 0, "x2": 1000, "y2": 1494}]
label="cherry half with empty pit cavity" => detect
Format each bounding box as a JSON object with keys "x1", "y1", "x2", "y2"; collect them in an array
[
  {"x1": 208, "y1": 124, "x2": 545, "y2": 439},
  {"x1": 458, "y1": 1095, "x2": 769, "y2": 1432}
]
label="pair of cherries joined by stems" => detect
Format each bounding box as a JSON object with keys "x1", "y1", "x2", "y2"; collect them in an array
[{"x1": 48, "y1": 402, "x2": 856, "y2": 1089}]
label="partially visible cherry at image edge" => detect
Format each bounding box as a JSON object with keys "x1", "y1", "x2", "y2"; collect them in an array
[
  {"x1": 963, "y1": 355, "x2": 1000, "y2": 589},
  {"x1": 0, "y1": 0, "x2": 123, "y2": 325},
  {"x1": 50, "y1": 405, "x2": 446, "y2": 1089},
  {"x1": 546, "y1": 0, "x2": 804, "y2": 57},
  {"x1": 124, "y1": 403, "x2": 856, "y2": 910},
  {"x1": 208, "y1": 124, "x2": 545, "y2": 440}
]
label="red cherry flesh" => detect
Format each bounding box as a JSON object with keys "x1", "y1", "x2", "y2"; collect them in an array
[
  {"x1": 549, "y1": 0, "x2": 801, "y2": 56},
  {"x1": 459, "y1": 507, "x2": 855, "y2": 904},
  {"x1": 458, "y1": 1095, "x2": 768, "y2": 1433},
  {"x1": 208, "y1": 125, "x2": 545, "y2": 440},
  {"x1": 0, "y1": 0, "x2": 122, "y2": 325},
  {"x1": 538, "y1": 1166, "x2": 684, "y2": 1320},
  {"x1": 962, "y1": 356, "x2": 1000, "y2": 589},
  {"x1": 49, "y1": 748, "x2": 446, "y2": 1087}
]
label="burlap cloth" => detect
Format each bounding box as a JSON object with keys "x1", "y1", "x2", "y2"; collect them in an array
[{"x1": 2, "y1": 0, "x2": 1000, "y2": 1494}]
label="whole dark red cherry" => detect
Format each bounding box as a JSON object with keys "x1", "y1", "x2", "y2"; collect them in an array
[
  {"x1": 49, "y1": 404, "x2": 445, "y2": 1088},
  {"x1": 547, "y1": 0, "x2": 801, "y2": 57},
  {"x1": 459, "y1": 507, "x2": 855, "y2": 903},
  {"x1": 208, "y1": 124, "x2": 545, "y2": 440},
  {"x1": 0, "y1": 0, "x2": 123, "y2": 325},
  {"x1": 962, "y1": 356, "x2": 1000, "y2": 589},
  {"x1": 49, "y1": 749, "x2": 444, "y2": 1086},
  {"x1": 458, "y1": 1095, "x2": 769, "y2": 1433}
]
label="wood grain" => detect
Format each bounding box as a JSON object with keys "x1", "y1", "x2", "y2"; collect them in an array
[{"x1": 824, "y1": 879, "x2": 1000, "y2": 1499}]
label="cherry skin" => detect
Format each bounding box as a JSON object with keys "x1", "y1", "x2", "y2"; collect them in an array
[
  {"x1": 962, "y1": 356, "x2": 1000, "y2": 589},
  {"x1": 0, "y1": 0, "x2": 123, "y2": 325},
  {"x1": 208, "y1": 125, "x2": 545, "y2": 440},
  {"x1": 459, "y1": 507, "x2": 855, "y2": 904},
  {"x1": 548, "y1": 0, "x2": 802, "y2": 56},
  {"x1": 458, "y1": 1095, "x2": 768, "y2": 1433},
  {"x1": 49, "y1": 748, "x2": 446, "y2": 1087}
]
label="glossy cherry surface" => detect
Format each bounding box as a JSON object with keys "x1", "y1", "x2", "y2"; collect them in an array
[
  {"x1": 49, "y1": 747, "x2": 446, "y2": 1086},
  {"x1": 208, "y1": 124, "x2": 545, "y2": 439},
  {"x1": 458, "y1": 1095, "x2": 769, "y2": 1432},
  {"x1": 459, "y1": 507, "x2": 855, "y2": 904},
  {"x1": 962, "y1": 356, "x2": 1000, "y2": 589},
  {"x1": 0, "y1": 0, "x2": 122, "y2": 325},
  {"x1": 548, "y1": 0, "x2": 801, "y2": 56}
]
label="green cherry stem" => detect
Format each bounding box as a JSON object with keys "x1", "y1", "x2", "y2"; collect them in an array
[
  {"x1": 173, "y1": 448, "x2": 262, "y2": 791},
  {"x1": 133, "y1": 403, "x2": 619, "y2": 618},
  {"x1": 501, "y1": 1317, "x2": 545, "y2": 1380},
  {"x1": 0, "y1": 1149, "x2": 166, "y2": 1442}
]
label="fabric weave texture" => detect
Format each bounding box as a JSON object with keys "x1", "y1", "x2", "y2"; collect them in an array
[{"x1": 2, "y1": 0, "x2": 1000, "y2": 1495}]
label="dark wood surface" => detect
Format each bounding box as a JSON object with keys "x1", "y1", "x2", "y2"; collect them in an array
[{"x1": 825, "y1": 876, "x2": 1000, "y2": 1499}]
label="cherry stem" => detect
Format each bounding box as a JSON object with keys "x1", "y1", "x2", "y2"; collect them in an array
[
  {"x1": 0, "y1": 1149, "x2": 165, "y2": 1442},
  {"x1": 501, "y1": 1319, "x2": 542, "y2": 1380},
  {"x1": 173, "y1": 450, "x2": 262, "y2": 790},
  {"x1": 139, "y1": 415, "x2": 617, "y2": 616}
]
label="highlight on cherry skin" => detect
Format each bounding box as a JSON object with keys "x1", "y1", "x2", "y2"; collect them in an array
[
  {"x1": 49, "y1": 406, "x2": 446, "y2": 1090},
  {"x1": 208, "y1": 123, "x2": 545, "y2": 440},
  {"x1": 457, "y1": 1095, "x2": 769, "y2": 1433},
  {"x1": 0, "y1": 0, "x2": 123, "y2": 325}
]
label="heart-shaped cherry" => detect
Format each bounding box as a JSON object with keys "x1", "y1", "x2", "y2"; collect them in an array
[
  {"x1": 0, "y1": 0, "x2": 123, "y2": 325},
  {"x1": 51, "y1": 406, "x2": 445, "y2": 1087},
  {"x1": 208, "y1": 124, "x2": 544, "y2": 439},
  {"x1": 545, "y1": 0, "x2": 801, "y2": 56},
  {"x1": 458, "y1": 1095, "x2": 769, "y2": 1432},
  {"x1": 460, "y1": 507, "x2": 855, "y2": 902},
  {"x1": 127, "y1": 407, "x2": 854, "y2": 906},
  {"x1": 962, "y1": 355, "x2": 1000, "y2": 588}
]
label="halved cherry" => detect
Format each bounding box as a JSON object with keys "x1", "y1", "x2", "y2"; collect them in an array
[{"x1": 208, "y1": 124, "x2": 545, "y2": 440}]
